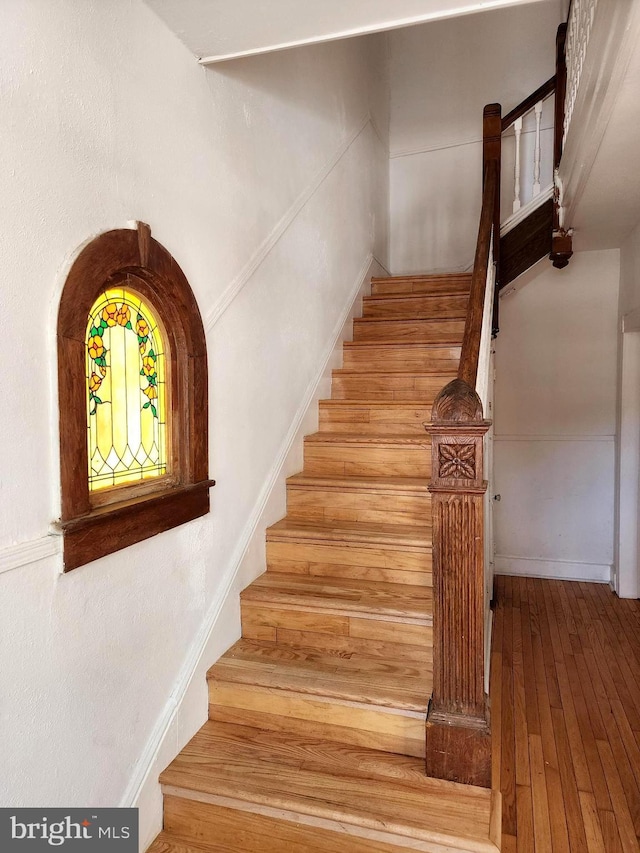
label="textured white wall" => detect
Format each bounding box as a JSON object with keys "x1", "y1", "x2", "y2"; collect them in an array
[
  {"x1": 0, "y1": 1, "x2": 389, "y2": 844},
  {"x1": 493, "y1": 251, "x2": 620, "y2": 582},
  {"x1": 616, "y1": 221, "x2": 640, "y2": 598},
  {"x1": 388, "y1": 1, "x2": 564, "y2": 273}
]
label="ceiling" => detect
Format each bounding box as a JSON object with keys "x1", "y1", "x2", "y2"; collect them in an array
[{"x1": 144, "y1": 0, "x2": 553, "y2": 64}]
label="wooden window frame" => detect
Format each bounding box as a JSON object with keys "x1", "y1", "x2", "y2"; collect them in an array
[{"x1": 57, "y1": 223, "x2": 214, "y2": 571}]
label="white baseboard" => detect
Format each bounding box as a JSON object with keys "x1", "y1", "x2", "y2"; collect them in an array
[
  {"x1": 129, "y1": 252, "x2": 380, "y2": 852},
  {"x1": 495, "y1": 555, "x2": 612, "y2": 583}
]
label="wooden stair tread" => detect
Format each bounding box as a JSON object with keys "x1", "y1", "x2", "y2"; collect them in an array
[
  {"x1": 305, "y1": 430, "x2": 429, "y2": 443},
  {"x1": 364, "y1": 291, "x2": 468, "y2": 302},
  {"x1": 320, "y1": 399, "x2": 434, "y2": 409},
  {"x1": 333, "y1": 369, "x2": 453, "y2": 378},
  {"x1": 371, "y1": 273, "x2": 472, "y2": 282},
  {"x1": 148, "y1": 834, "x2": 239, "y2": 853},
  {"x1": 287, "y1": 473, "x2": 430, "y2": 493},
  {"x1": 344, "y1": 340, "x2": 462, "y2": 348},
  {"x1": 242, "y1": 573, "x2": 432, "y2": 621},
  {"x1": 160, "y1": 721, "x2": 497, "y2": 852},
  {"x1": 355, "y1": 316, "x2": 464, "y2": 326},
  {"x1": 362, "y1": 310, "x2": 468, "y2": 322},
  {"x1": 208, "y1": 639, "x2": 431, "y2": 710},
  {"x1": 266, "y1": 517, "x2": 431, "y2": 547}
]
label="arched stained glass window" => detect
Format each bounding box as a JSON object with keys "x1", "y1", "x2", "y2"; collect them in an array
[
  {"x1": 57, "y1": 223, "x2": 213, "y2": 572},
  {"x1": 86, "y1": 286, "x2": 168, "y2": 491}
]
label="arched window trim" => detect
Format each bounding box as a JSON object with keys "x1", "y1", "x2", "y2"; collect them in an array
[{"x1": 57, "y1": 222, "x2": 214, "y2": 571}]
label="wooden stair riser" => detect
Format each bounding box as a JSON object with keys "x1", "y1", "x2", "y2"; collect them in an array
[
  {"x1": 208, "y1": 682, "x2": 426, "y2": 758},
  {"x1": 342, "y1": 343, "x2": 461, "y2": 373},
  {"x1": 286, "y1": 483, "x2": 430, "y2": 527},
  {"x1": 240, "y1": 601, "x2": 432, "y2": 651},
  {"x1": 266, "y1": 540, "x2": 432, "y2": 586},
  {"x1": 331, "y1": 372, "x2": 452, "y2": 401},
  {"x1": 362, "y1": 293, "x2": 468, "y2": 320},
  {"x1": 371, "y1": 275, "x2": 472, "y2": 297},
  {"x1": 303, "y1": 439, "x2": 431, "y2": 477},
  {"x1": 353, "y1": 318, "x2": 465, "y2": 344},
  {"x1": 162, "y1": 796, "x2": 435, "y2": 853},
  {"x1": 246, "y1": 626, "x2": 433, "y2": 663},
  {"x1": 319, "y1": 402, "x2": 433, "y2": 436}
]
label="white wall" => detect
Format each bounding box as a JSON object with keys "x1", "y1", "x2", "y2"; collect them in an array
[
  {"x1": 615, "y1": 220, "x2": 640, "y2": 598},
  {"x1": 493, "y1": 251, "x2": 620, "y2": 582},
  {"x1": 388, "y1": 1, "x2": 565, "y2": 273},
  {"x1": 0, "y1": 1, "x2": 389, "y2": 845}
]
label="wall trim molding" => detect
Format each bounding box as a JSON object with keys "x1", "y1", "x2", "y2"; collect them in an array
[
  {"x1": 124, "y1": 252, "x2": 375, "y2": 835},
  {"x1": 205, "y1": 114, "x2": 371, "y2": 332},
  {"x1": 494, "y1": 434, "x2": 614, "y2": 442},
  {"x1": 390, "y1": 123, "x2": 554, "y2": 161},
  {"x1": 495, "y1": 554, "x2": 611, "y2": 583},
  {"x1": 0, "y1": 536, "x2": 61, "y2": 577}
]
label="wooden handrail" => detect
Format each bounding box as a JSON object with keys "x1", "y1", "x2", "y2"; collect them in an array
[
  {"x1": 554, "y1": 24, "x2": 567, "y2": 168},
  {"x1": 458, "y1": 160, "x2": 498, "y2": 389},
  {"x1": 551, "y1": 21, "x2": 572, "y2": 269},
  {"x1": 501, "y1": 75, "x2": 556, "y2": 131}
]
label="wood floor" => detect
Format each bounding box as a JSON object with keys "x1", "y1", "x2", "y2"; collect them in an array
[{"x1": 492, "y1": 575, "x2": 640, "y2": 852}]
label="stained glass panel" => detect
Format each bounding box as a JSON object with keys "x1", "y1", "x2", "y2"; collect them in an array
[{"x1": 86, "y1": 286, "x2": 168, "y2": 491}]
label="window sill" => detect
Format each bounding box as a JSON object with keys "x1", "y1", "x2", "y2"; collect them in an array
[{"x1": 59, "y1": 479, "x2": 216, "y2": 571}]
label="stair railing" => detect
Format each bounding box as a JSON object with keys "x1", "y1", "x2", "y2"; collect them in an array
[
  {"x1": 501, "y1": 75, "x2": 556, "y2": 232},
  {"x1": 423, "y1": 55, "x2": 569, "y2": 786},
  {"x1": 423, "y1": 158, "x2": 498, "y2": 789}
]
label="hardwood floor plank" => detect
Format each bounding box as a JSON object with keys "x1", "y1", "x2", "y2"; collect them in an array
[
  {"x1": 528, "y1": 733, "x2": 553, "y2": 851},
  {"x1": 513, "y1": 608, "x2": 531, "y2": 786},
  {"x1": 595, "y1": 740, "x2": 638, "y2": 852},
  {"x1": 501, "y1": 588, "x2": 517, "y2": 837},
  {"x1": 515, "y1": 785, "x2": 534, "y2": 853},
  {"x1": 578, "y1": 791, "x2": 607, "y2": 853},
  {"x1": 551, "y1": 707, "x2": 589, "y2": 853},
  {"x1": 598, "y1": 810, "x2": 624, "y2": 853}
]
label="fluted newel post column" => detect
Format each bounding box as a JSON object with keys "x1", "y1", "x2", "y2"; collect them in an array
[{"x1": 425, "y1": 379, "x2": 492, "y2": 788}]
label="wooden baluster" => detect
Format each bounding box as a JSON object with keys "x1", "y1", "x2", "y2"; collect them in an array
[
  {"x1": 512, "y1": 116, "x2": 523, "y2": 213},
  {"x1": 425, "y1": 380, "x2": 491, "y2": 787},
  {"x1": 533, "y1": 100, "x2": 543, "y2": 197}
]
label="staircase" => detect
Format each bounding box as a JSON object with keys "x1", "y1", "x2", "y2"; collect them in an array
[{"x1": 148, "y1": 272, "x2": 500, "y2": 853}]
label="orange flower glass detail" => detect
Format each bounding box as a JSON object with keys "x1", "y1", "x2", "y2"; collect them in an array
[
  {"x1": 86, "y1": 287, "x2": 168, "y2": 491},
  {"x1": 88, "y1": 335, "x2": 104, "y2": 360}
]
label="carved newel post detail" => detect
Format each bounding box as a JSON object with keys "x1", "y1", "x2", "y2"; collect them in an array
[{"x1": 425, "y1": 378, "x2": 491, "y2": 788}]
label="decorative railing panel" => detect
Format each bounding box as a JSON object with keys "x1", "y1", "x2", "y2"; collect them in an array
[{"x1": 564, "y1": 0, "x2": 598, "y2": 143}]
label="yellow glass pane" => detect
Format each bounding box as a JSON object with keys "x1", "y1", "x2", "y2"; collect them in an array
[{"x1": 86, "y1": 286, "x2": 168, "y2": 491}]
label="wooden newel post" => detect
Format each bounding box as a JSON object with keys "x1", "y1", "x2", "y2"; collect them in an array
[{"x1": 425, "y1": 378, "x2": 492, "y2": 788}]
